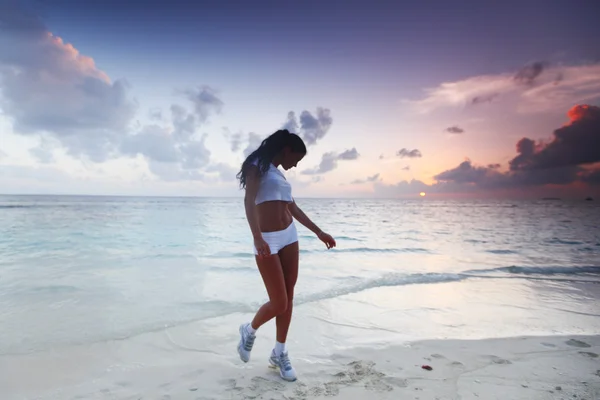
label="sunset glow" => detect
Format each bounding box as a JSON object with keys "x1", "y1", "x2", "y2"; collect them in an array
[{"x1": 0, "y1": 1, "x2": 598, "y2": 199}]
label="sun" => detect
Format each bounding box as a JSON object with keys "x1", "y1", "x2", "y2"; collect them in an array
[{"x1": 419, "y1": 192, "x2": 426, "y2": 197}]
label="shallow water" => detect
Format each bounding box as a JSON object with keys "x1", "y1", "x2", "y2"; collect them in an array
[{"x1": 0, "y1": 195, "x2": 599, "y2": 355}]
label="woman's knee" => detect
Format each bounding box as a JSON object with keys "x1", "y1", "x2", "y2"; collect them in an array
[{"x1": 271, "y1": 294, "x2": 289, "y2": 315}]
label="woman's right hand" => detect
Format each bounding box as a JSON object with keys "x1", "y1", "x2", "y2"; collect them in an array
[{"x1": 254, "y1": 236, "x2": 271, "y2": 258}]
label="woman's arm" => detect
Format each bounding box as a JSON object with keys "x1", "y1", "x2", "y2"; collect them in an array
[
  {"x1": 245, "y1": 166, "x2": 272, "y2": 257},
  {"x1": 288, "y1": 200, "x2": 321, "y2": 235},
  {"x1": 244, "y1": 166, "x2": 263, "y2": 240},
  {"x1": 289, "y1": 200, "x2": 336, "y2": 249}
]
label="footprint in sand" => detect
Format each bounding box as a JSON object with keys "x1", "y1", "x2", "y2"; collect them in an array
[
  {"x1": 486, "y1": 355, "x2": 512, "y2": 365},
  {"x1": 293, "y1": 360, "x2": 407, "y2": 398},
  {"x1": 332, "y1": 361, "x2": 407, "y2": 393},
  {"x1": 566, "y1": 339, "x2": 591, "y2": 348}
]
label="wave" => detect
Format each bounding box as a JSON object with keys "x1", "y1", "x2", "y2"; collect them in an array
[
  {"x1": 546, "y1": 238, "x2": 584, "y2": 245},
  {"x1": 464, "y1": 265, "x2": 600, "y2": 276},
  {"x1": 325, "y1": 247, "x2": 432, "y2": 254},
  {"x1": 295, "y1": 272, "x2": 464, "y2": 304},
  {"x1": 202, "y1": 247, "x2": 432, "y2": 258},
  {"x1": 485, "y1": 249, "x2": 518, "y2": 255}
]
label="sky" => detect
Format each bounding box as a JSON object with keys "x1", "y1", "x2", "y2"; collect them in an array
[{"x1": 1, "y1": 0, "x2": 599, "y2": 199}]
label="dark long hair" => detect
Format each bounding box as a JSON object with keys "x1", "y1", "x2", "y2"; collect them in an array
[{"x1": 237, "y1": 129, "x2": 307, "y2": 189}]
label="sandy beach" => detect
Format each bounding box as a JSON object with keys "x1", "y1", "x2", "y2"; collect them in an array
[{"x1": 1, "y1": 312, "x2": 598, "y2": 400}]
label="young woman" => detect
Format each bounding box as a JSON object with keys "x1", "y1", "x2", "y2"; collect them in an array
[{"x1": 235, "y1": 129, "x2": 336, "y2": 382}]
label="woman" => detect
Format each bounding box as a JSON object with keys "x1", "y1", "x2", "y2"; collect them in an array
[{"x1": 236, "y1": 129, "x2": 336, "y2": 382}]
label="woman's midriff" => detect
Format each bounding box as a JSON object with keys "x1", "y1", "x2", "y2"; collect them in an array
[{"x1": 256, "y1": 201, "x2": 293, "y2": 232}]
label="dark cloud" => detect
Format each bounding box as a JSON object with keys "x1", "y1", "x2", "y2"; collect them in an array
[
  {"x1": 282, "y1": 107, "x2": 332, "y2": 146},
  {"x1": 434, "y1": 160, "x2": 506, "y2": 187},
  {"x1": 351, "y1": 173, "x2": 380, "y2": 184},
  {"x1": 446, "y1": 126, "x2": 465, "y2": 134},
  {"x1": 302, "y1": 148, "x2": 360, "y2": 175},
  {"x1": 514, "y1": 61, "x2": 545, "y2": 86},
  {"x1": 509, "y1": 104, "x2": 600, "y2": 171},
  {"x1": 337, "y1": 147, "x2": 359, "y2": 160},
  {"x1": 471, "y1": 93, "x2": 499, "y2": 105},
  {"x1": 379, "y1": 154, "x2": 384, "y2": 160},
  {"x1": 397, "y1": 148, "x2": 422, "y2": 158},
  {"x1": 379, "y1": 104, "x2": 600, "y2": 197},
  {"x1": 435, "y1": 160, "x2": 583, "y2": 190},
  {"x1": 183, "y1": 86, "x2": 223, "y2": 123},
  {"x1": 581, "y1": 168, "x2": 600, "y2": 185}
]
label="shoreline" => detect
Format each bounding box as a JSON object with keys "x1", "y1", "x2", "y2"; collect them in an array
[{"x1": 1, "y1": 332, "x2": 598, "y2": 399}]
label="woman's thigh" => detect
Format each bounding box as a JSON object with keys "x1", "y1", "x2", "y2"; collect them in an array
[
  {"x1": 278, "y1": 242, "x2": 299, "y2": 298},
  {"x1": 256, "y1": 254, "x2": 287, "y2": 302}
]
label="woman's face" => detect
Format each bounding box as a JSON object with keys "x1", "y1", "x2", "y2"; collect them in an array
[{"x1": 281, "y1": 149, "x2": 305, "y2": 170}]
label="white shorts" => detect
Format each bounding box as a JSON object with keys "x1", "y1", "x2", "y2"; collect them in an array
[{"x1": 254, "y1": 221, "x2": 298, "y2": 255}]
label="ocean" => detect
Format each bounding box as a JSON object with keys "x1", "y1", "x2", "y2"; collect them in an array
[{"x1": 1, "y1": 195, "x2": 599, "y2": 359}]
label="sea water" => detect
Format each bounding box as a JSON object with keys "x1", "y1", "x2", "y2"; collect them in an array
[{"x1": 0, "y1": 195, "x2": 599, "y2": 356}]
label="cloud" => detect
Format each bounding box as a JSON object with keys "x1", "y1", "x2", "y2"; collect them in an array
[
  {"x1": 471, "y1": 93, "x2": 500, "y2": 105},
  {"x1": 225, "y1": 107, "x2": 334, "y2": 157},
  {"x1": 402, "y1": 166, "x2": 410, "y2": 171},
  {"x1": 29, "y1": 136, "x2": 56, "y2": 163},
  {"x1": 205, "y1": 162, "x2": 238, "y2": 182},
  {"x1": 302, "y1": 148, "x2": 360, "y2": 175},
  {"x1": 243, "y1": 132, "x2": 263, "y2": 157},
  {"x1": 183, "y1": 86, "x2": 223, "y2": 123},
  {"x1": 406, "y1": 62, "x2": 600, "y2": 115},
  {"x1": 514, "y1": 62, "x2": 545, "y2": 86},
  {"x1": 351, "y1": 173, "x2": 381, "y2": 184},
  {"x1": 433, "y1": 105, "x2": 600, "y2": 190},
  {"x1": 149, "y1": 108, "x2": 162, "y2": 121},
  {"x1": 337, "y1": 148, "x2": 359, "y2": 160},
  {"x1": 282, "y1": 111, "x2": 299, "y2": 133},
  {"x1": 396, "y1": 148, "x2": 422, "y2": 158},
  {"x1": 581, "y1": 168, "x2": 600, "y2": 185},
  {"x1": 0, "y1": 3, "x2": 228, "y2": 182},
  {"x1": 222, "y1": 128, "x2": 243, "y2": 152},
  {"x1": 282, "y1": 107, "x2": 332, "y2": 146},
  {"x1": 171, "y1": 105, "x2": 196, "y2": 140},
  {"x1": 0, "y1": 3, "x2": 135, "y2": 162},
  {"x1": 509, "y1": 104, "x2": 600, "y2": 171},
  {"x1": 379, "y1": 154, "x2": 384, "y2": 160},
  {"x1": 376, "y1": 104, "x2": 600, "y2": 197},
  {"x1": 0, "y1": 149, "x2": 6, "y2": 159},
  {"x1": 446, "y1": 126, "x2": 465, "y2": 134}
]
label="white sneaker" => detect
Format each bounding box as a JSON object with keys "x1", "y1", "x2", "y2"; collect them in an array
[
  {"x1": 237, "y1": 323, "x2": 255, "y2": 363},
  {"x1": 269, "y1": 349, "x2": 297, "y2": 382}
]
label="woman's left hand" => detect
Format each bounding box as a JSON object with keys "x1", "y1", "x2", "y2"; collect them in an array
[{"x1": 317, "y1": 231, "x2": 336, "y2": 249}]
